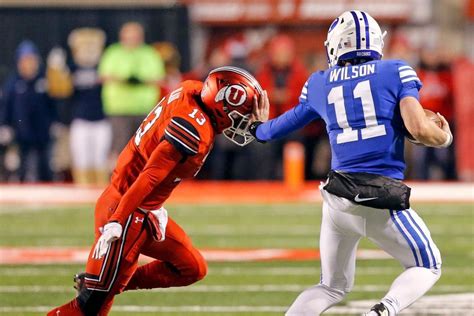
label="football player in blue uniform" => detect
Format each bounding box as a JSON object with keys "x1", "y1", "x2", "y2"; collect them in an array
[{"x1": 250, "y1": 10, "x2": 453, "y2": 316}]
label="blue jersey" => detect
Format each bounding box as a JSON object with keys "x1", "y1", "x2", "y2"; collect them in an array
[{"x1": 256, "y1": 59, "x2": 422, "y2": 180}]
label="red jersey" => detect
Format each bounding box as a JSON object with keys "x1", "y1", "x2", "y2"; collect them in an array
[{"x1": 107, "y1": 81, "x2": 215, "y2": 224}]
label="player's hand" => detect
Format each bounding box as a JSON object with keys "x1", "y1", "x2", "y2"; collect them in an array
[
  {"x1": 251, "y1": 90, "x2": 269, "y2": 123},
  {"x1": 437, "y1": 112, "x2": 452, "y2": 135},
  {"x1": 147, "y1": 208, "x2": 168, "y2": 242},
  {"x1": 436, "y1": 112, "x2": 453, "y2": 147},
  {"x1": 92, "y1": 222, "x2": 122, "y2": 259}
]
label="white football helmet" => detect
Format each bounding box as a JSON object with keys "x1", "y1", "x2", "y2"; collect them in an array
[{"x1": 325, "y1": 10, "x2": 387, "y2": 67}]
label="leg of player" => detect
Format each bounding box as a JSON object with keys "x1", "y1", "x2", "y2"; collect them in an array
[
  {"x1": 124, "y1": 216, "x2": 207, "y2": 290},
  {"x1": 48, "y1": 209, "x2": 149, "y2": 316},
  {"x1": 286, "y1": 200, "x2": 361, "y2": 315},
  {"x1": 365, "y1": 208, "x2": 442, "y2": 315}
]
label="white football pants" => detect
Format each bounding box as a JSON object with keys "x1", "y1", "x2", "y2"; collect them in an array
[
  {"x1": 70, "y1": 118, "x2": 112, "y2": 170},
  {"x1": 286, "y1": 188, "x2": 441, "y2": 315}
]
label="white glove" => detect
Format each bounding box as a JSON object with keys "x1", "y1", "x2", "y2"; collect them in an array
[
  {"x1": 149, "y1": 207, "x2": 168, "y2": 242},
  {"x1": 92, "y1": 222, "x2": 122, "y2": 259}
]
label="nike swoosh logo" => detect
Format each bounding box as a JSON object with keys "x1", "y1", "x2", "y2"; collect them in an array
[{"x1": 354, "y1": 194, "x2": 378, "y2": 202}]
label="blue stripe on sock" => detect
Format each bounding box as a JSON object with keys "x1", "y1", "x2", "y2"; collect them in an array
[
  {"x1": 397, "y1": 211, "x2": 430, "y2": 268},
  {"x1": 390, "y1": 210, "x2": 420, "y2": 267},
  {"x1": 350, "y1": 11, "x2": 361, "y2": 49},
  {"x1": 405, "y1": 211, "x2": 438, "y2": 269},
  {"x1": 360, "y1": 11, "x2": 370, "y2": 49}
]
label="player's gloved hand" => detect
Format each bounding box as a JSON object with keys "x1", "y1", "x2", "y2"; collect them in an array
[
  {"x1": 146, "y1": 207, "x2": 168, "y2": 242},
  {"x1": 436, "y1": 112, "x2": 453, "y2": 148},
  {"x1": 92, "y1": 222, "x2": 122, "y2": 259}
]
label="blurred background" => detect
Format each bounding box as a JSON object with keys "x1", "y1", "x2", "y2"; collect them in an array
[{"x1": 0, "y1": 0, "x2": 472, "y2": 186}]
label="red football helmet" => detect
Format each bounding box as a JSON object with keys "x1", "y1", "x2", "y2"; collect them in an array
[{"x1": 201, "y1": 66, "x2": 263, "y2": 146}]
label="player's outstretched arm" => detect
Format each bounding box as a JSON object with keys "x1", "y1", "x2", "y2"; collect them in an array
[
  {"x1": 251, "y1": 101, "x2": 317, "y2": 142},
  {"x1": 108, "y1": 141, "x2": 182, "y2": 225},
  {"x1": 400, "y1": 96, "x2": 453, "y2": 148}
]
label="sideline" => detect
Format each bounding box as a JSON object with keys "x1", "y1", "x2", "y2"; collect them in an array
[{"x1": 0, "y1": 181, "x2": 473, "y2": 205}]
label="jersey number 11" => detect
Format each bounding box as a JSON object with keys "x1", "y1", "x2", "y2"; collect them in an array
[{"x1": 328, "y1": 80, "x2": 386, "y2": 144}]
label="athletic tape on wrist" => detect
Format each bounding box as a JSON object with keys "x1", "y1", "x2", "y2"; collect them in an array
[{"x1": 439, "y1": 132, "x2": 452, "y2": 148}]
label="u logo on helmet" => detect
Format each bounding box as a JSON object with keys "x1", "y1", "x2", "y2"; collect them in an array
[{"x1": 225, "y1": 85, "x2": 247, "y2": 107}]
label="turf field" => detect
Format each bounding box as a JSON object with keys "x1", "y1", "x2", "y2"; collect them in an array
[{"x1": 0, "y1": 202, "x2": 473, "y2": 315}]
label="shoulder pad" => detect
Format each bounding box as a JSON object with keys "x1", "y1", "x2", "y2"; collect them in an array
[{"x1": 164, "y1": 117, "x2": 201, "y2": 156}]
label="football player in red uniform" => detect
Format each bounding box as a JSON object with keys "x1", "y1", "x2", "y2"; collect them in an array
[{"x1": 48, "y1": 66, "x2": 269, "y2": 315}]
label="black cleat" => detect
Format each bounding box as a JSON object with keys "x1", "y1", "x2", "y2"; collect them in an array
[
  {"x1": 73, "y1": 272, "x2": 86, "y2": 296},
  {"x1": 363, "y1": 302, "x2": 389, "y2": 316}
]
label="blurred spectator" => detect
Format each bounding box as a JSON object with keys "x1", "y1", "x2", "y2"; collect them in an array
[
  {"x1": 207, "y1": 38, "x2": 265, "y2": 180},
  {"x1": 46, "y1": 46, "x2": 74, "y2": 182},
  {"x1": 386, "y1": 33, "x2": 418, "y2": 65},
  {"x1": 47, "y1": 47, "x2": 73, "y2": 99},
  {"x1": 301, "y1": 52, "x2": 330, "y2": 180},
  {"x1": 223, "y1": 36, "x2": 252, "y2": 71},
  {"x1": 0, "y1": 40, "x2": 55, "y2": 182},
  {"x1": 184, "y1": 45, "x2": 231, "y2": 82},
  {"x1": 68, "y1": 28, "x2": 111, "y2": 185},
  {"x1": 408, "y1": 48, "x2": 456, "y2": 180},
  {"x1": 153, "y1": 42, "x2": 183, "y2": 96},
  {"x1": 99, "y1": 22, "x2": 165, "y2": 158},
  {"x1": 255, "y1": 34, "x2": 309, "y2": 179},
  {"x1": 0, "y1": 104, "x2": 14, "y2": 181},
  {"x1": 256, "y1": 35, "x2": 308, "y2": 118}
]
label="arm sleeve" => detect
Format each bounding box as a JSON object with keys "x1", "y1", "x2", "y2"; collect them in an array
[
  {"x1": 397, "y1": 61, "x2": 423, "y2": 100},
  {"x1": 256, "y1": 77, "x2": 320, "y2": 141},
  {"x1": 256, "y1": 101, "x2": 319, "y2": 141},
  {"x1": 108, "y1": 140, "x2": 182, "y2": 224}
]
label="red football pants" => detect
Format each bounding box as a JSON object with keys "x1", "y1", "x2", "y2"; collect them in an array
[{"x1": 48, "y1": 191, "x2": 207, "y2": 316}]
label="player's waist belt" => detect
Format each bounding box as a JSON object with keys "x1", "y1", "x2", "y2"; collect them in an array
[{"x1": 323, "y1": 170, "x2": 411, "y2": 210}]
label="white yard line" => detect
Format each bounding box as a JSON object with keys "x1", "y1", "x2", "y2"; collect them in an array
[
  {"x1": 2, "y1": 266, "x2": 472, "y2": 277},
  {"x1": 1, "y1": 292, "x2": 473, "y2": 314},
  {"x1": 0, "y1": 284, "x2": 472, "y2": 293},
  {"x1": 209, "y1": 266, "x2": 473, "y2": 276},
  {"x1": 0, "y1": 306, "x2": 287, "y2": 313}
]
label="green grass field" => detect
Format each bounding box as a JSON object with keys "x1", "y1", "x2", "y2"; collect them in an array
[{"x1": 0, "y1": 202, "x2": 472, "y2": 315}]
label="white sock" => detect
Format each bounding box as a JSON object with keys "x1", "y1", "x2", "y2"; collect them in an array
[
  {"x1": 286, "y1": 284, "x2": 346, "y2": 316},
  {"x1": 380, "y1": 267, "x2": 441, "y2": 315}
]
